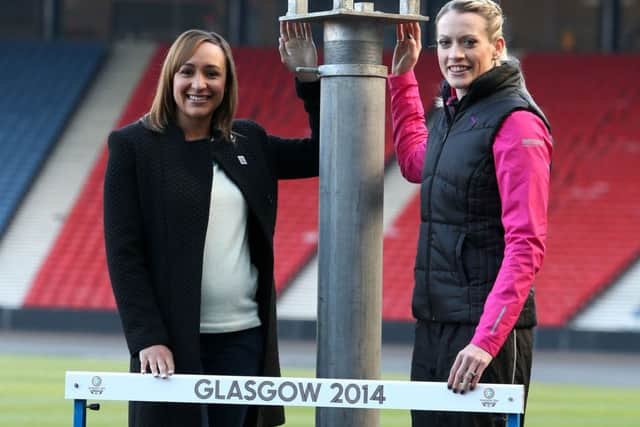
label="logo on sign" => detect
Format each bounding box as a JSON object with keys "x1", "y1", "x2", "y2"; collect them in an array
[
  {"x1": 480, "y1": 387, "x2": 497, "y2": 408},
  {"x1": 89, "y1": 376, "x2": 105, "y2": 395}
]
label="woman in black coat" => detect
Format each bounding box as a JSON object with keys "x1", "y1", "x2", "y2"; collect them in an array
[{"x1": 103, "y1": 25, "x2": 319, "y2": 427}]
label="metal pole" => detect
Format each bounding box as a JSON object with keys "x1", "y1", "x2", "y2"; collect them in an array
[
  {"x1": 73, "y1": 399, "x2": 87, "y2": 427},
  {"x1": 600, "y1": 0, "x2": 621, "y2": 52},
  {"x1": 280, "y1": 3, "x2": 428, "y2": 426},
  {"x1": 228, "y1": 0, "x2": 248, "y2": 45},
  {"x1": 316, "y1": 61, "x2": 386, "y2": 427},
  {"x1": 333, "y1": 0, "x2": 354, "y2": 9},
  {"x1": 287, "y1": 0, "x2": 308, "y2": 16},
  {"x1": 42, "y1": 0, "x2": 58, "y2": 41},
  {"x1": 400, "y1": 0, "x2": 421, "y2": 15},
  {"x1": 315, "y1": 8, "x2": 385, "y2": 426},
  {"x1": 171, "y1": 0, "x2": 181, "y2": 39},
  {"x1": 507, "y1": 414, "x2": 522, "y2": 427}
]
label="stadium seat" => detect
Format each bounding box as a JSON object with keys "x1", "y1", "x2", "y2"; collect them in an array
[{"x1": 0, "y1": 41, "x2": 106, "y2": 238}]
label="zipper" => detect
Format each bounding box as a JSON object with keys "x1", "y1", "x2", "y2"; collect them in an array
[{"x1": 511, "y1": 329, "x2": 518, "y2": 384}]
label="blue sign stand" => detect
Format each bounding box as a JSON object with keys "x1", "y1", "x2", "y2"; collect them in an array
[{"x1": 73, "y1": 399, "x2": 87, "y2": 427}]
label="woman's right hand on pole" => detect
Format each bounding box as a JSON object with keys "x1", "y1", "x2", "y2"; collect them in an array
[
  {"x1": 392, "y1": 22, "x2": 422, "y2": 76},
  {"x1": 279, "y1": 21, "x2": 318, "y2": 82},
  {"x1": 139, "y1": 344, "x2": 175, "y2": 378}
]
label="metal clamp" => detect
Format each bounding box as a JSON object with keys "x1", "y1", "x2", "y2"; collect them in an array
[
  {"x1": 318, "y1": 64, "x2": 388, "y2": 78},
  {"x1": 297, "y1": 64, "x2": 388, "y2": 78}
]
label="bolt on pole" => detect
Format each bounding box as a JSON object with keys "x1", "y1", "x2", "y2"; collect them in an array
[{"x1": 280, "y1": 2, "x2": 428, "y2": 426}]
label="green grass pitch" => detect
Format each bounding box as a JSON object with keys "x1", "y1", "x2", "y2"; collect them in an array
[{"x1": 0, "y1": 354, "x2": 638, "y2": 426}]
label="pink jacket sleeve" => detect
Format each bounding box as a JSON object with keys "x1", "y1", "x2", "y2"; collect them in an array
[
  {"x1": 388, "y1": 70, "x2": 427, "y2": 183},
  {"x1": 470, "y1": 111, "x2": 553, "y2": 356}
]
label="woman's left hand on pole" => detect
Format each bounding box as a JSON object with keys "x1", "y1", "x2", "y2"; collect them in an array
[
  {"x1": 392, "y1": 22, "x2": 422, "y2": 76},
  {"x1": 279, "y1": 21, "x2": 318, "y2": 82},
  {"x1": 447, "y1": 343, "x2": 493, "y2": 394}
]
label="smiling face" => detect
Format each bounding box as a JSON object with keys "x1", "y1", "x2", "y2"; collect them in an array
[
  {"x1": 436, "y1": 10, "x2": 504, "y2": 99},
  {"x1": 172, "y1": 41, "x2": 226, "y2": 137}
]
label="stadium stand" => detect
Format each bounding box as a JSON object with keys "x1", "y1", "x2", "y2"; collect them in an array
[
  {"x1": 23, "y1": 46, "x2": 166, "y2": 309},
  {"x1": 524, "y1": 53, "x2": 640, "y2": 326},
  {"x1": 0, "y1": 41, "x2": 106, "y2": 238},
  {"x1": 20, "y1": 48, "x2": 640, "y2": 330}
]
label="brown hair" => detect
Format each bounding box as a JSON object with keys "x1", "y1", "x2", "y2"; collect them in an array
[{"x1": 144, "y1": 29, "x2": 238, "y2": 139}]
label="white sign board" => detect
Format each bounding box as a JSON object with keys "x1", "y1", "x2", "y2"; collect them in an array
[{"x1": 65, "y1": 371, "x2": 524, "y2": 414}]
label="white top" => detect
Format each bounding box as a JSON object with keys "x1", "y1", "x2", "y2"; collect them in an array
[{"x1": 200, "y1": 162, "x2": 261, "y2": 333}]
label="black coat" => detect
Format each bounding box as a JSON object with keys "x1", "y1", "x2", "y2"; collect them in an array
[{"x1": 104, "y1": 80, "x2": 320, "y2": 427}]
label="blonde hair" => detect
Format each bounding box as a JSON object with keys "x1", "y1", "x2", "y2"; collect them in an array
[
  {"x1": 436, "y1": 0, "x2": 509, "y2": 61},
  {"x1": 145, "y1": 29, "x2": 238, "y2": 139}
]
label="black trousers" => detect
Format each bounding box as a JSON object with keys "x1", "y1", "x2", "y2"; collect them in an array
[
  {"x1": 410, "y1": 321, "x2": 534, "y2": 427},
  {"x1": 200, "y1": 326, "x2": 264, "y2": 427}
]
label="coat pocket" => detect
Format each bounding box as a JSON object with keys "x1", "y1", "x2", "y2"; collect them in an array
[{"x1": 454, "y1": 232, "x2": 470, "y2": 287}]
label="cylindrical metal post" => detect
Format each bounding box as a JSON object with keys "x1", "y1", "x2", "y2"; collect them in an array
[
  {"x1": 287, "y1": 0, "x2": 308, "y2": 16},
  {"x1": 333, "y1": 0, "x2": 354, "y2": 10},
  {"x1": 42, "y1": 0, "x2": 59, "y2": 40},
  {"x1": 315, "y1": 23, "x2": 387, "y2": 427},
  {"x1": 400, "y1": 0, "x2": 421, "y2": 15},
  {"x1": 279, "y1": 6, "x2": 428, "y2": 427},
  {"x1": 600, "y1": 0, "x2": 620, "y2": 52},
  {"x1": 323, "y1": 21, "x2": 383, "y2": 65},
  {"x1": 354, "y1": 2, "x2": 374, "y2": 12}
]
